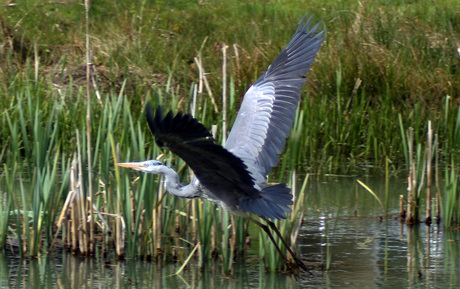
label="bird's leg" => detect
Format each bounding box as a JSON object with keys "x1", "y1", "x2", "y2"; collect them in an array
[
  {"x1": 247, "y1": 216, "x2": 301, "y2": 275},
  {"x1": 263, "y1": 217, "x2": 309, "y2": 272}
]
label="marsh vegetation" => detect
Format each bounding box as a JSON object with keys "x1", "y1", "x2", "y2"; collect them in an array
[{"x1": 0, "y1": 0, "x2": 459, "y2": 275}]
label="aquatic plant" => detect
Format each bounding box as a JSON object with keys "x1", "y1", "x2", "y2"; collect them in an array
[{"x1": 0, "y1": 0, "x2": 459, "y2": 273}]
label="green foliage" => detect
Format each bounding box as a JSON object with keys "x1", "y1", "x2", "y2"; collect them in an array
[
  {"x1": 1, "y1": 0, "x2": 460, "y2": 270},
  {"x1": 445, "y1": 165, "x2": 460, "y2": 227}
]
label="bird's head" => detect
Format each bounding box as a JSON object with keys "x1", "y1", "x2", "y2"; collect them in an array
[{"x1": 116, "y1": 159, "x2": 164, "y2": 174}]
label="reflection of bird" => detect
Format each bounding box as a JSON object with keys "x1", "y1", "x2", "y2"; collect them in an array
[{"x1": 117, "y1": 15, "x2": 324, "y2": 273}]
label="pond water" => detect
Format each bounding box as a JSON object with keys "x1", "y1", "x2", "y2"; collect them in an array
[{"x1": 1, "y1": 177, "x2": 459, "y2": 288}]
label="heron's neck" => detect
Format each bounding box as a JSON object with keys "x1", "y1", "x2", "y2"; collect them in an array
[{"x1": 159, "y1": 165, "x2": 198, "y2": 198}]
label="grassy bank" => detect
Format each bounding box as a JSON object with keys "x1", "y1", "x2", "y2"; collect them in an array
[
  {"x1": 1, "y1": 0, "x2": 459, "y2": 172},
  {"x1": 0, "y1": 0, "x2": 460, "y2": 270}
]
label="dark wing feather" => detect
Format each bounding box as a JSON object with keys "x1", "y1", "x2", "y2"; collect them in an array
[{"x1": 145, "y1": 104, "x2": 259, "y2": 200}]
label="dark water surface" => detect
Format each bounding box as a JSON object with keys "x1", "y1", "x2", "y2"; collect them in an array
[{"x1": 1, "y1": 177, "x2": 459, "y2": 288}]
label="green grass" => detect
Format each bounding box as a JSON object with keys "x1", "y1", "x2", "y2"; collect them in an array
[{"x1": 1, "y1": 0, "x2": 460, "y2": 270}]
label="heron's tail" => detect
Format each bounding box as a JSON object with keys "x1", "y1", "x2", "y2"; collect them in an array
[{"x1": 239, "y1": 183, "x2": 293, "y2": 220}]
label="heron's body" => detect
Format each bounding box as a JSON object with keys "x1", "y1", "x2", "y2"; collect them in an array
[{"x1": 118, "y1": 15, "x2": 325, "y2": 273}]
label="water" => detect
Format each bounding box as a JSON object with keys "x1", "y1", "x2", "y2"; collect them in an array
[{"x1": 1, "y1": 177, "x2": 459, "y2": 288}]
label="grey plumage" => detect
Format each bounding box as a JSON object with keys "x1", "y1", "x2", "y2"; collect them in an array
[{"x1": 118, "y1": 15, "x2": 325, "y2": 273}]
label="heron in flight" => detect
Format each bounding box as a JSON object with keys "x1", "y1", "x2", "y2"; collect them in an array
[{"x1": 118, "y1": 15, "x2": 325, "y2": 273}]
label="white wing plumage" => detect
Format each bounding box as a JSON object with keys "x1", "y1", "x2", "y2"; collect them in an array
[{"x1": 225, "y1": 16, "x2": 325, "y2": 188}]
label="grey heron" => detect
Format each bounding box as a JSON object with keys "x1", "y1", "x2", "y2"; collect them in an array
[{"x1": 118, "y1": 15, "x2": 325, "y2": 273}]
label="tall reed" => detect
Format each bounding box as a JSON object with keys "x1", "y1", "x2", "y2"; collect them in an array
[
  {"x1": 444, "y1": 165, "x2": 460, "y2": 228},
  {"x1": 0, "y1": 182, "x2": 11, "y2": 248},
  {"x1": 1, "y1": 0, "x2": 460, "y2": 271}
]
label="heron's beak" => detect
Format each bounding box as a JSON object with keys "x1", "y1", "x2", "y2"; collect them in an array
[{"x1": 116, "y1": 162, "x2": 144, "y2": 171}]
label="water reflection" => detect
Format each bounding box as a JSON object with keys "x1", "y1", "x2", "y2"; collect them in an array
[
  {"x1": 1, "y1": 177, "x2": 459, "y2": 288},
  {"x1": 0, "y1": 251, "x2": 301, "y2": 288}
]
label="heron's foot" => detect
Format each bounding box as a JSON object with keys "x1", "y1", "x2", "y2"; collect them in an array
[
  {"x1": 283, "y1": 259, "x2": 302, "y2": 278},
  {"x1": 292, "y1": 256, "x2": 310, "y2": 274},
  {"x1": 282, "y1": 257, "x2": 311, "y2": 278}
]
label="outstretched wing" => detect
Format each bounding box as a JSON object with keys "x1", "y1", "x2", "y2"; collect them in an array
[
  {"x1": 225, "y1": 15, "x2": 325, "y2": 187},
  {"x1": 145, "y1": 104, "x2": 259, "y2": 200}
]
